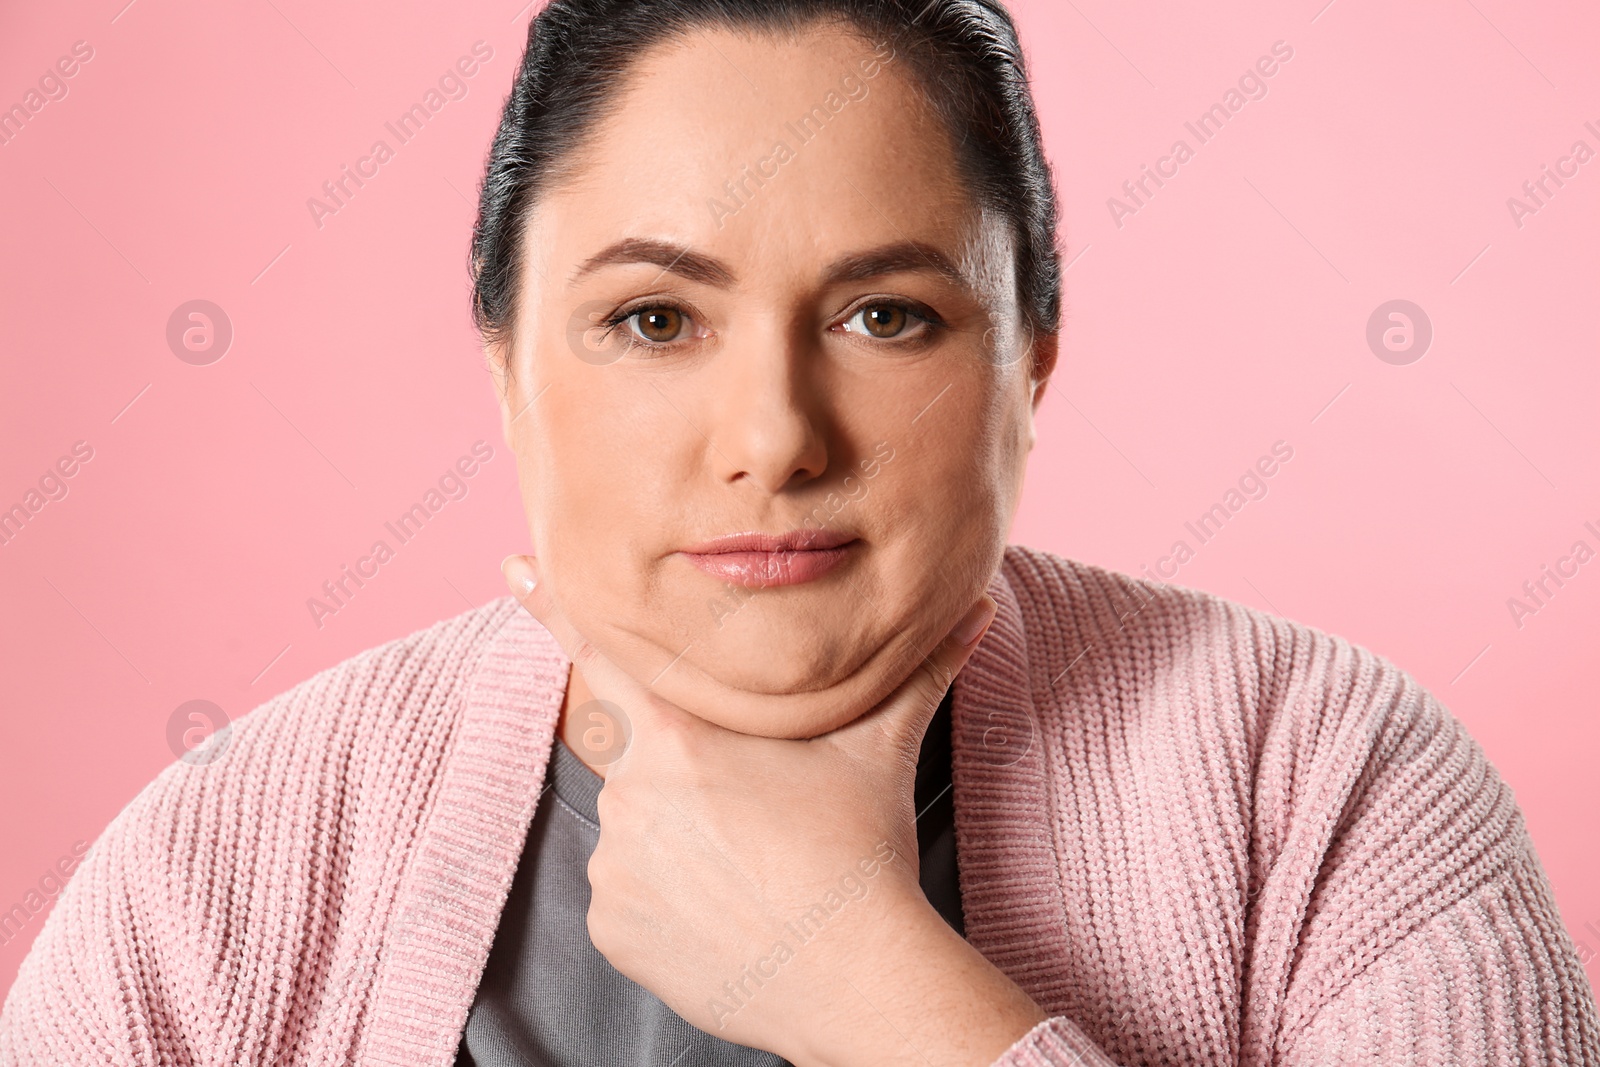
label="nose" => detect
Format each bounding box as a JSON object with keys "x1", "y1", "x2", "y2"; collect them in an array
[{"x1": 702, "y1": 322, "x2": 829, "y2": 494}]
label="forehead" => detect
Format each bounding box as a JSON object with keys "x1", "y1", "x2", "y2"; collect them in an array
[{"x1": 530, "y1": 23, "x2": 988, "y2": 280}]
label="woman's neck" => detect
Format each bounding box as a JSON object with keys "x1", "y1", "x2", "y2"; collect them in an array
[{"x1": 557, "y1": 665, "x2": 610, "y2": 780}]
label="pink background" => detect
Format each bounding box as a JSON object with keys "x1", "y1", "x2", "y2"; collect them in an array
[{"x1": 2, "y1": 0, "x2": 1597, "y2": 996}]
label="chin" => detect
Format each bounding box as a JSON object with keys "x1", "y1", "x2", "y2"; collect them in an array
[
  {"x1": 689, "y1": 621, "x2": 854, "y2": 695},
  {"x1": 686, "y1": 691, "x2": 872, "y2": 740},
  {"x1": 650, "y1": 620, "x2": 926, "y2": 740}
]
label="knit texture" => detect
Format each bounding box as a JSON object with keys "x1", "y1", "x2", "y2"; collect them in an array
[{"x1": 1, "y1": 546, "x2": 1595, "y2": 1066}]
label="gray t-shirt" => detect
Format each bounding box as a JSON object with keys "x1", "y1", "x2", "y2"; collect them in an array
[{"x1": 455, "y1": 688, "x2": 963, "y2": 1066}]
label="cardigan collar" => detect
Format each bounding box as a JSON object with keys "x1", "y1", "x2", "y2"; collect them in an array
[
  {"x1": 361, "y1": 560, "x2": 1072, "y2": 1064},
  {"x1": 949, "y1": 560, "x2": 1077, "y2": 1012}
]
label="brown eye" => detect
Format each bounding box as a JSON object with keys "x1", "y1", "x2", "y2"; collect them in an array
[
  {"x1": 860, "y1": 305, "x2": 907, "y2": 338},
  {"x1": 631, "y1": 307, "x2": 685, "y2": 343}
]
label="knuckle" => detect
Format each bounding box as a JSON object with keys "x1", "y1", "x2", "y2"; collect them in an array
[
  {"x1": 920, "y1": 656, "x2": 955, "y2": 696},
  {"x1": 655, "y1": 716, "x2": 694, "y2": 759},
  {"x1": 571, "y1": 640, "x2": 602, "y2": 671}
]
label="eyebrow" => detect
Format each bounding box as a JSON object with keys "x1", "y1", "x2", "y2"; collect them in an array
[
  {"x1": 824, "y1": 241, "x2": 966, "y2": 288},
  {"x1": 569, "y1": 238, "x2": 735, "y2": 288},
  {"x1": 567, "y1": 238, "x2": 969, "y2": 291}
]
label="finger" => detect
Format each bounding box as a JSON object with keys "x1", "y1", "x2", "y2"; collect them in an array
[
  {"x1": 829, "y1": 594, "x2": 996, "y2": 760},
  {"x1": 502, "y1": 553, "x2": 643, "y2": 705},
  {"x1": 501, "y1": 553, "x2": 696, "y2": 756}
]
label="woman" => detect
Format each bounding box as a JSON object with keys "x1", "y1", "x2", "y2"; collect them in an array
[{"x1": 2, "y1": 1, "x2": 1596, "y2": 1064}]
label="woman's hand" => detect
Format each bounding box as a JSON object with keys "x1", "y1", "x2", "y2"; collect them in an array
[{"x1": 501, "y1": 553, "x2": 1047, "y2": 1067}]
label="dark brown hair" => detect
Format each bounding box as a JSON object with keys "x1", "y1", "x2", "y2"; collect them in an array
[{"x1": 470, "y1": 0, "x2": 1061, "y2": 356}]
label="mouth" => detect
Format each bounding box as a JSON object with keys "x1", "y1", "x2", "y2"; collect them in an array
[{"x1": 678, "y1": 529, "x2": 860, "y2": 588}]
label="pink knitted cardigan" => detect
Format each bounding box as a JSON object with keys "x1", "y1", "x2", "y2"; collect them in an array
[{"x1": 2, "y1": 547, "x2": 1596, "y2": 1066}]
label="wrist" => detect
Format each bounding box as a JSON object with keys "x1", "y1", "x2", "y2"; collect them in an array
[{"x1": 788, "y1": 887, "x2": 1047, "y2": 1067}]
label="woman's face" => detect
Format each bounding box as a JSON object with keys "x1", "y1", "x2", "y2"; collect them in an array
[{"x1": 492, "y1": 23, "x2": 1054, "y2": 738}]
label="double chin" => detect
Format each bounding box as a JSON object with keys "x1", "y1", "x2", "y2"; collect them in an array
[{"x1": 602, "y1": 614, "x2": 922, "y2": 739}]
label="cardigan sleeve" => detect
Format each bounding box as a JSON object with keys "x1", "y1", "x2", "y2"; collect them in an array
[
  {"x1": 0, "y1": 798, "x2": 154, "y2": 1066},
  {"x1": 974, "y1": 563, "x2": 1600, "y2": 1067},
  {"x1": 978, "y1": 823, "x2": 1599, "y2": 1067},
  {"x1": 984, "y1": 850, "x2": 1600, "y2": 1067},
  {"x1": 1254, "y1": 638, "x2": 1600, "y2": 1066},
  {"x1": 989, "y1": 1016, "x2": 1121, "y2": 1066},
  {"x1": 1278, "y1": 847, "x2": 1600, "y2": 1065}
]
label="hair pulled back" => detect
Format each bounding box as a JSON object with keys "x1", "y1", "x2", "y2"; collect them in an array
[{"x1": 470, "y1": 0, "x2": 1060, "y2": 358}]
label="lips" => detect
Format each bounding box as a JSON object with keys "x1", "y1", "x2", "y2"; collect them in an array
[{"x1": 678, "y1": 529, "x2": 859, "y2": 588}]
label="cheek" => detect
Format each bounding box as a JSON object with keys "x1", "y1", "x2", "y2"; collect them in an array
[
  {"x1": 515, "y1": 370, "x2": 695, "y2": 612},
  {"x1": 867, "y1": 391, "x2": 1018, "y2": 598},
  {"x1": 916, "y1": 385, "x2": 1024, "y2": 511}
]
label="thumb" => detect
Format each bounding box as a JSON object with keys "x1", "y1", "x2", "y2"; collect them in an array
[
  {"x1": 829, "y1": 594, "x2": 996, "y2": 762},
  {"x1": 502, "y1": 552, "x2": 633, "y2": 701},
  {"x1": 501, "y1": 552, "x2": 697, "y2": 762}
]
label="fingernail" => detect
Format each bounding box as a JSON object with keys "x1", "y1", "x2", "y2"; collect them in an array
[
  {"x1": 501, "y1": 554, "x2": 537, "y2": 596},
  {"x1": 952, "y1": 596, "x2": 996, "y2": 647}
]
